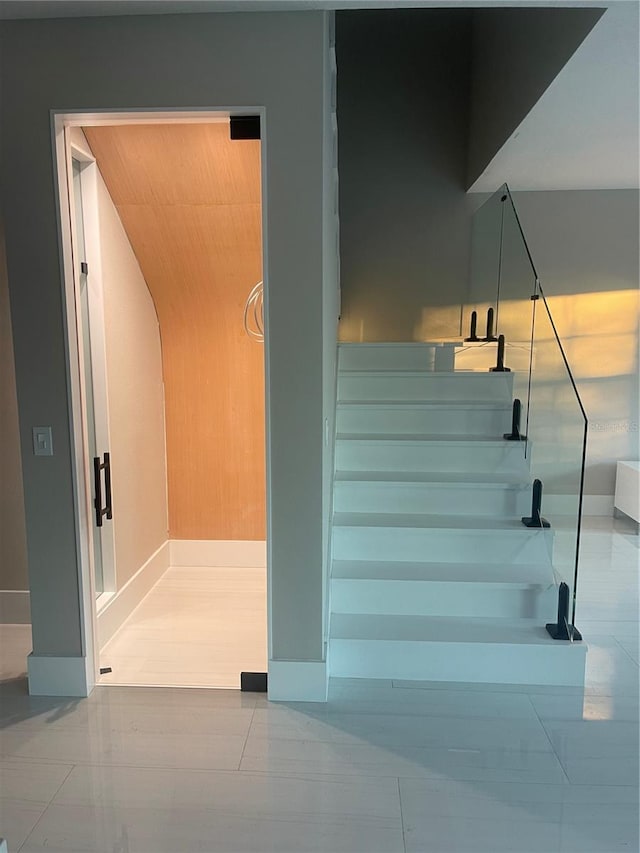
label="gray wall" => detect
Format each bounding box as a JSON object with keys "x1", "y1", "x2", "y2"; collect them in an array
[
  {"x1": 513, "y1": 189, "x2": 639, "y2": 497},
  {"x1": 0, "y1": 11, "x2": 335, "y2": 663},
  {"x1": 0, "y1": 218, "x2": 29, "y2": 592},
  {"x1": 467, "y1": 7, "x2": 603, "y2": 188},
  {"x1": 321, "y1": 19, "x2": 340, "y2": 650},
  {"x1": 336, "y1": 10, "x2": 474, "y2": 343}
]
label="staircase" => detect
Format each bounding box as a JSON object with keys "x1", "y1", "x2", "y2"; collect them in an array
[{"x1": 327, "y1": 343, "x2": 587, "y2": 687}]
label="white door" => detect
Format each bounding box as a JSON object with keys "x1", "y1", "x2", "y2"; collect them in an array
[{"x1": 69, "y1": 149, "x2": 115, "y2": 602}]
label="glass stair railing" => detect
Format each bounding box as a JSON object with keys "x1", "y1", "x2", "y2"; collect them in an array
[{"x1": 465, "y1": 184, "x2": 588, "y2": 642}]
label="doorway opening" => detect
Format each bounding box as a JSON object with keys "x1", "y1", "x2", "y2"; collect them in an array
[{"x1": 56, "y1": 111, "x2": 269, "y2": 690}]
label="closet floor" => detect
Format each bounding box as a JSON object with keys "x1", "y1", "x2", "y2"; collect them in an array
[{"x1": 99, "y1": 566, "x2": 267, "y2": 689}]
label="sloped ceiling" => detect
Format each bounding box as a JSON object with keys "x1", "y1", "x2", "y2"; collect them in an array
[
  {"x1": 84, "y1": 123, "x2": 265, "y2": 540},
  {"x1": 470, "y1": 1, "x2": 639, "y2": 191},
  {"x1": 466, "y1": 6, "x2": 605, "y2": 188}
]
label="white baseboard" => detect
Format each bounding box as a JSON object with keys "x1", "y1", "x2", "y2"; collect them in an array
[
  {"x1": 268, "y1": 659, "x2": 327, "y2": 702},
  {"x1": 0, "y1": 590, "x2": 30, "y2": 624},
  {"x1": 543, "y1": 494, "x2": 614, "y2": 517},
  {"x1": 28, "y1": 652, "x2": 91, "y2": 697},
  {"x1": 170, "y1": 540, "x2": 266, "y2": 568},
  {"x1": 97, "y1": 541, "x2": 169, "y2": 649}
]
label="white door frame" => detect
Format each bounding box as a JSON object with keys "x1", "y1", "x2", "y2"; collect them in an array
[
  {"x1": 52, "y1": 107, "x2": 271, "y2": 692},
  {"x1": 66, "y1": 127, "x2": 117, "y2": 611}
]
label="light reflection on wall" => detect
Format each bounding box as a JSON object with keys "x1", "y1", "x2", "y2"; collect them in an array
[{"x1": 426, "y1": 289, "x2": 637, "y2": 497}]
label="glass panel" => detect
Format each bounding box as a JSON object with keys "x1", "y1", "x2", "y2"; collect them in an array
[
  {"x1": 467, "y1": 184, "x2": 587, "y2": 639},
  {"x1": 527, "y1": 285, "x2": 587, "y2": 636},
  {"x1": 73, "y1": 159, "x2": 104, "y2": 598},
  {"x1": 464, "y1": 186, "x2": 505, "y2": 350},
  {"x1": 496, "y1": 193, "x2": 536, "y2": 457}
]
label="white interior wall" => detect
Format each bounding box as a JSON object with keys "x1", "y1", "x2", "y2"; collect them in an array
[{"x1": 94, "y1": 169, "x2": 169, "y2": 589}]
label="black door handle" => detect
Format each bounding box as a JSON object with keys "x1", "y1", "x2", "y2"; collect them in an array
[{"x1": 93, "y1": 452, "x2": 113, "y2": 527}]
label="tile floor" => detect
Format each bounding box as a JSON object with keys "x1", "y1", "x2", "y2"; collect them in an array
[
  {"x1": 98, "y1": 566, "x2": 268, "y2": 689},
  {"x1": 0, "y1": 516, "x2": 638, "y2": 852}
]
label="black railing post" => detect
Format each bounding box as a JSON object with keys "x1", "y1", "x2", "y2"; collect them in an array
[
  {"x1": 489, "y1": 334, "x2": 511, "y2": 372},
  {"x1": 464, "y1": 310, "x2": 480, "y2": 342},
  {"x1": 522, "y1": 479, "x2": 550, "y2": 528},
  {"x1": 504, "y1": 398, "x2": 526, "y2": 441},
  {"x1": 483, "y1": 307, "x2": 498, "y2": 342},
  {"x1": 546, "y1": 582, "x2": 583, "y2": 641}
]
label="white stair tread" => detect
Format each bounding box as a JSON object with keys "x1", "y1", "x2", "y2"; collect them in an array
[
  {"x1": 331, "y1": 560, "x2": 553, "y2": 586},
  {"x1": 336, "y1": 434, "x2": 513, "y2": 444},
  {"x1": 339, "y1": 369, "x2": 487, "y2": 376},
  {"x1": 337, "y1": 400, "x2": 510, "y2": 409},
  {"x1": 334, "y1": 470, "x2": 528, "y2": 486},
  {"x1": 330, "y1": 613, "x2": 558, "y2": 645},
  {"x1": 333, "y1": 512, "x2": 530, "y2": 531},
  {"x1": 339, "y1": 342, "x2": 462, "y2": 347}
]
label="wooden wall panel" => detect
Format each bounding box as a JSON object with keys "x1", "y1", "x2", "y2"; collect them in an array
[{"x1": 84, "y1": 124, "x2": 265, "y2": 541}]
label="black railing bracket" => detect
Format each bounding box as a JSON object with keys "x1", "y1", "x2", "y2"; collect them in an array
[
  {"x1": 464, "y1": 310, "x2": 480, "y2": 342},
  {"x1": 483, "y1": 307, "x2": 498, "y2": 342},
  {"x1": 546, "y1": 582, "x2": 582, "y2": 641},
  {"x1": 522, "y1": 479, "x2": 550, "y2": 528},
  {"x1": 504, "y1": 398, "x2": 527, "y2": 441},
  {"x1": 489, "y1": 334, "x2": 511, "y2": 372}
]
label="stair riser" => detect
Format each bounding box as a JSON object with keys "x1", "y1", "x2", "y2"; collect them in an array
[
  {"x1": 328, "y1": 639, "x2": 587, "y2": 686},
  {"x1": 331, "y1": 579, "x2": 557, "y2": 620},
  {"x1": 336, "y1": 405, "x2": 511, "y2": 436},
  {"x1": 339, "y1": 344, "x2": 456, "y2": 372},
  {"x1": 334, "y1": 482, "x2": 531, "y2": 516},
  {"x1": 335, "y1": 442, "x2": 528, "y2": 474},
  {"x1": 455, "y1": 342, "x2": 532, "y2": 373},
  {"x1": 338, "y1": 373, "x2": 513, "y2": 402},
  {"x1": 332, "y1": 527, "x2": 553, "y2": 564}
]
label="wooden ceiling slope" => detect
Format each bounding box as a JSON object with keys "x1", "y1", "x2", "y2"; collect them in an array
[{"x1": 84, "y1": 124, "x2": 265, "y2": 541}]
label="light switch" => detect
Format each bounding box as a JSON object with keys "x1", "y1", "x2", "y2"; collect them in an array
[{"x1": 33, "y1": 426, "x2": 54, "y2": 457}]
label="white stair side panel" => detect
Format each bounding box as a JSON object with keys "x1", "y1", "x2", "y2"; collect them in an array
[
  {"x1": 338, "y1": 343, "x2": 458, "y2": 372},
  {"x1": 337, "y1": 371, "x2": 513, "y2": 403},
  {"x1": 329, "y1": 637, "x2": 587, "y2": 686},
  {"x1": 335, "y1": 439, "x2": 529, "y2": 474},
  {"x1": 333, "y1": 479, "x2": 530, "y2": 516},
  {"x1": 332, "y1": 524, "x2": 553, "y2": 565},
  {"x1": 336, "y1": 403, "x2": 512, "y2": 436},
  {"x1": 331, "y1": 578, "x2": 557, "y2": 620}
]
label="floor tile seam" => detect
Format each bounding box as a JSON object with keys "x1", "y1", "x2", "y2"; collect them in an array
[
  {"x1": 534, "y1": 719, "x2": 640, "y2": 785},
  {"x1": 394, "y1": 773, "x2": 640, "y2": 796},
  {"x1": 394, "y1": 776, "x2": 409, "y2": 853},
  {"x1": 237, "y1": 703, "x2": 257, "y2": 770},
  {"x1": 0, "y1": 753, "x2": 77, "y2": 767},
  {"x1": 236, "y1": 761, "x2": 408, "y2": 781},
  {"x1": 238, "y1": 764, "x2": 569, "y2": 784},
  {"x1": 15, "y1": 762, "x2": 76, "y2": 853},
  {"x1": 518, "y1": 700, "x2": 574, "y2": 786},
  {"x1": 262, "y1": 694, "x2": 547, "y2": 723},
  {"x1": 242, "y1": 732, "x2": 560, "y2": 755},
  {"x1": 252, "y1": 707, "x2": 547, "y2": 724},
  {"x1": 29, "y1": 795, "x2": 404, "y2": 825},
  {"x1": 30, "y1": 763, "x2": 415, "y2": 784},
  {"x1": 612, "y1": 636, "x2": 640, "y2": 667},
  {"x1": 3, "y1": 757, "x2": 250, "y2": 774},
  {"x1": 14, "y1": 805, "x2": 405, "y2": 836}
]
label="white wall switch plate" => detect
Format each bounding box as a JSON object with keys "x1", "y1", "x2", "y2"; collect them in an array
[{"x1": 33, "y1": 426, "x2": 54, "y2": 456}]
